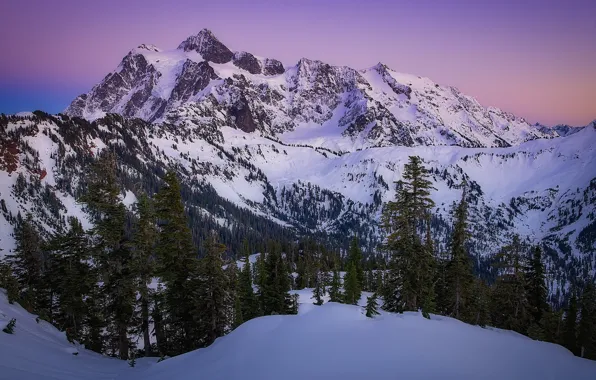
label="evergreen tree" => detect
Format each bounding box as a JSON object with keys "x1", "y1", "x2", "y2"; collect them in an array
[
  {"x1": 469, "y1": 278, "x2": 491, "y2": 327},
  {"x1": 6, "y1": 215, "x2": 44, "y2": 312},
  {"x1": 261, "y1": 244, "x2": 292, "y2": 315},
  {"x1": 347, "y1": 237, "x2": 364, "y2": 293},
  {"x1": 196, "y1": 232, "x2": 229, "y2": 347},
  {"x1": 381, "y1": 156, "x2": 436, "y2": 313},
  {"x1": 255, "y1": 252, "x2": 268, "y2": 315},
  {"x1": 154, "y1": 170, "x2": 200, "y2": 354},
  {"x1": 578, "y1": 282, "x2": 596, "y2": 359},
  {"x1": 0, "y1": 260, "x2": 20, "y2": 304},
  {"x1": 130, "y1": 194, "x2": 157, "y2": 356},
  {"x1": 343, "y1": 262, "x2": 360, "y2": 305},
  {"x1": 81, "y1": 151, "x2": 134, "y2": 360},
  {"x1": 238, "y1": 248, "x2": 257, "y2": 321},
  {"x1": 365, "y1": 293, "x2": 380, "y2": 318},
  {"x1": 45, "y1": 217, "x2": 93, "y2": 343},
  {"x1": 563, "y1": 292, "x2": 579, "y2": 355},
  {"x1": 525, "y1": 245, "x2": 549, "y2": 337},
  {"x1": 490, "y1": 236, "x2": 530, "y2": 333},
  {"x1": 526, "y1": 246, "x2": 549, "y2": 322},
  {"x1": 312, "y1": 269, "x2": 324, "y2": 306},
  {"x1": 328, "y1": 267, "x2": 343, "y2": 303},
  {"x1": 225, "y1": 259, "x2": 243, "y2": 329},
  {"x1": 445, "y1": 185, "x2": 474, "y2": 321}
]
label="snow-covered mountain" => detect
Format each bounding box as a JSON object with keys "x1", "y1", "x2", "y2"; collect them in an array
[
  {"x1": 66, "y1": 29, "x2": 555, "y2": 150},
  {"x1": 2, "y1": 288, "x2": 596, "y2": 380},
  {"x1": 1, "y1": 29, "x2": 594, "y2": 299},
  {"x1": 1, "y1": 111, "x2": 595, "y2": 300}
]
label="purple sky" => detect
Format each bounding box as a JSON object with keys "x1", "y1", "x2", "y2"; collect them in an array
[{"x1": 1, "y1": 0, "x2": 594, "y2": 126}]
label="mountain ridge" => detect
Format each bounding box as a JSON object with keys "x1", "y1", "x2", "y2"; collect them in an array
[{"x1": 65, "y1": 29, "x2": 555, "y2": 150}]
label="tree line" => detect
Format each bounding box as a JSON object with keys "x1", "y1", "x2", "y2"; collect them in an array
[
  {"x1": 1, "y1": 153, "x2": 595, "y2": 362},
  {"x1": 0, "y1": 151, "x2": 296, "y2": 360}
]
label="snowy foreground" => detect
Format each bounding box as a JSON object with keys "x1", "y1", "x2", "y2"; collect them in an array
[{"x1": 1, "y1": 289, "x2": 596, "y2": 380}]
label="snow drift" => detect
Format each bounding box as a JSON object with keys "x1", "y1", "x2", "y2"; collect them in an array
[{"x1": 1, "y1": 288, "x2": 595, "y2": 380}]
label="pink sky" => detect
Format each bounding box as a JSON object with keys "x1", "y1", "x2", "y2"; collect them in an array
[{"x1": 1, "y1": 0, "x2": 594, "y2": 126}]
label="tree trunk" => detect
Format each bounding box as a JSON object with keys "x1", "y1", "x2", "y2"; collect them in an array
[
  {"x1": 119, "y1": 322, "x2": 128, "y2": 360},
  {"x1": 141, "y1": 294, "x2": 152, "y2": 356}
]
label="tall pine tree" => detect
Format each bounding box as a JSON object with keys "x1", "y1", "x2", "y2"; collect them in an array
[
  {"x1": 445, "y1": 184, "x2": 474, "y2": 321},
  {"x1": 381, "y1": 156, "x2": 436, "y2": 313},
  {"x1": 154, "y1": 170, "x2": 201, "y2": 354}
]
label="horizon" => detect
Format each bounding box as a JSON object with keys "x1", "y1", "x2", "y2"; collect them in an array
[{"x1": 1, "y1": 0, "x2": 595, "y2": 127}]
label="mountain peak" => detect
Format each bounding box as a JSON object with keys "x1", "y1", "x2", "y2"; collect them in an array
[{"x1": 177, "y1": 29, "x2": 233, "y2": 64}]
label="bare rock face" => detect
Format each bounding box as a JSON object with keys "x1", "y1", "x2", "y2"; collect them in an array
[
  {"x1": 170, "y1": 60, "x2": 219, "y2": 104},
  {"x1": 262, "y1": 58, "x2": 285, "y2": 76},
  {"x1": 233, "y1": 52, "x2": 262, "y2": 74},
  {"x1": 178, "y1": 28, "x2": 233, "y2": 64}
]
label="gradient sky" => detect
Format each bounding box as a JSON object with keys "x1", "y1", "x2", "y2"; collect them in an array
[{"x1": 1, "y1": 0, "x2": 594, "y2": 126}]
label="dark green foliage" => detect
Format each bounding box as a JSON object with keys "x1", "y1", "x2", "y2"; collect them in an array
[
  {"x1": 563, "y1": 292, "x2": 579, "y2": 355},
  {"x1": 312, "y1": 269, "x2": 324, "y2": 306},
  {"x1": 343, "y1": 262, "x2": 360, "y2": 305},
  {"x1": 526, "y1": 246, "x2": 549, "y2": 323},
  {"x1": 381, "y1": 156, "x2": 436, "y2": 313},
  {"x1": 578, "y1": 283, "x2": 596, "y2": 359},
  {"x1": 238, "y1": 248, "x2": 258, "y2": 321},
  {"x1": 347, "y1": 237, "x2": 364, "y2": 294},
  {"x1": 329, "y1": 267, "x2": 342, "y2": 303},
  {"x1": 196, "y1": 232, "x2": 229, "y2": 347},
  {"x1": 469, "y1": 278, "x2": 491, "y2": 327},
  {"x1": 261, "y1": 244, "x2": 292, "y2": 315},
  {"x1": 365, "y1": 293, "x2": 380, "y2": 318},
  {"x1": 3, "y1": 318, "x2": 16, "y2": 334},
  {"x1": 45, "y1": 217, "x2": 94, "y2": 344},
  {"x1": 491, "y1": 236, "x2": 530, "y2": 334},
  {"x1": 154, "y1": 171, "x2": 201, "y2": 354},
  {"x1": 445, "y1": 185, "x2": 474, "y2": 322},
  {"x1": 6, "y1": 214, "x2": 44, "y2": 312},
  {"x1": 80, "y1": 151, "x2": 134, "y2": 360},
  {"x1": 0, "y1": 261, "x2": 20, "y2": 304}
]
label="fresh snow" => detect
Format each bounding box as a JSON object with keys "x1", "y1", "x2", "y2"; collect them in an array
[{"x1": 2, "y1": 288, "x2": 595, "y2": 380}]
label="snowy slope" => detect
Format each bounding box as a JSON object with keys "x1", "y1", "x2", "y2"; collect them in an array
[
  {"x1": 1, "y1": 114, "x2": 595, "y2": 295},
  {"x1": 0, "y1": 289, "x2": 143, "y2": 379},
  {"x1": 125, "y1": 302, "x2": 596, "y2": 380},
  {"x1": 2, "y1": 288, "x2": 596, "y2": 380},
  {"x1": 65, "y1": 29, "x2": 555, "y2": 149}
]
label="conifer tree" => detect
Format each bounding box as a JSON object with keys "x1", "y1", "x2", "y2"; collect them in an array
[
  {"x1": 154, "y1": 170, "x2": 200, "y2": 354},
  {"x1": 365, "y1": 293, "x2": 380, "y2": 318},
  {"x1": 381, "y1": 156, "x2": 436, "y2": 313},
  {"x1": 578, "y1": 282, "x2": 596, "y2": 359},
  {"x1": 525, "y1": 245, "x2": 549, "y2": 338},
  {"x1": 255, "y1": 252, "x2": 268, "y2": 315},
  {"x1": 238, "y1": 249, "x2": 257, "y2": 321},
  {"x1": 6, "y1": 214, "x2": 44, "y2": 312},
  {"x1": 81, "y1": 151, "x2": 134, "y2": 360},
  {"x1": 226, "y1": 259, "x2": 243, "y2": 329},
  {"x1": 445, "y1": 185, "x2": 474, "y2": 321},
  {"x1": 262, "y1": 244, "x2": 292, "y2": 315},
  {"x1": 491, "y1": 236, "x2": 530, "y2": 333},
  {"x1": 347, "y1": 237, "x2": 364, "y2": 292},
  {"x1": 130, "y1": 193, "x2": 157, "y2": 356},
  {"x1": 343, "y1": 262, "x2": 360, "y2": 305},
  {"x1": 45, "y1": 217, "x2": 93, "y2": 343},
  {"x1": 469, "y1": 278, "x2": 491, "y2": 327},
  {"x1": 525, "y1": 246, "x2": 549, "y2": 324},
  {"x1": 0, "y1": 260, "x2": 20, "y2": 304},
  {"x1": 563, "y1": 292, "x2": 579, "y2": 355},
  {"x1": 329, "y1": 266, "x2": 343, "y2": 303},
  {"x1": 312, "y1": 269, "x2": 324, "y2": 306},
  {"x1": 196, "y1": 232, "x2": 229, "y2": 347}
]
